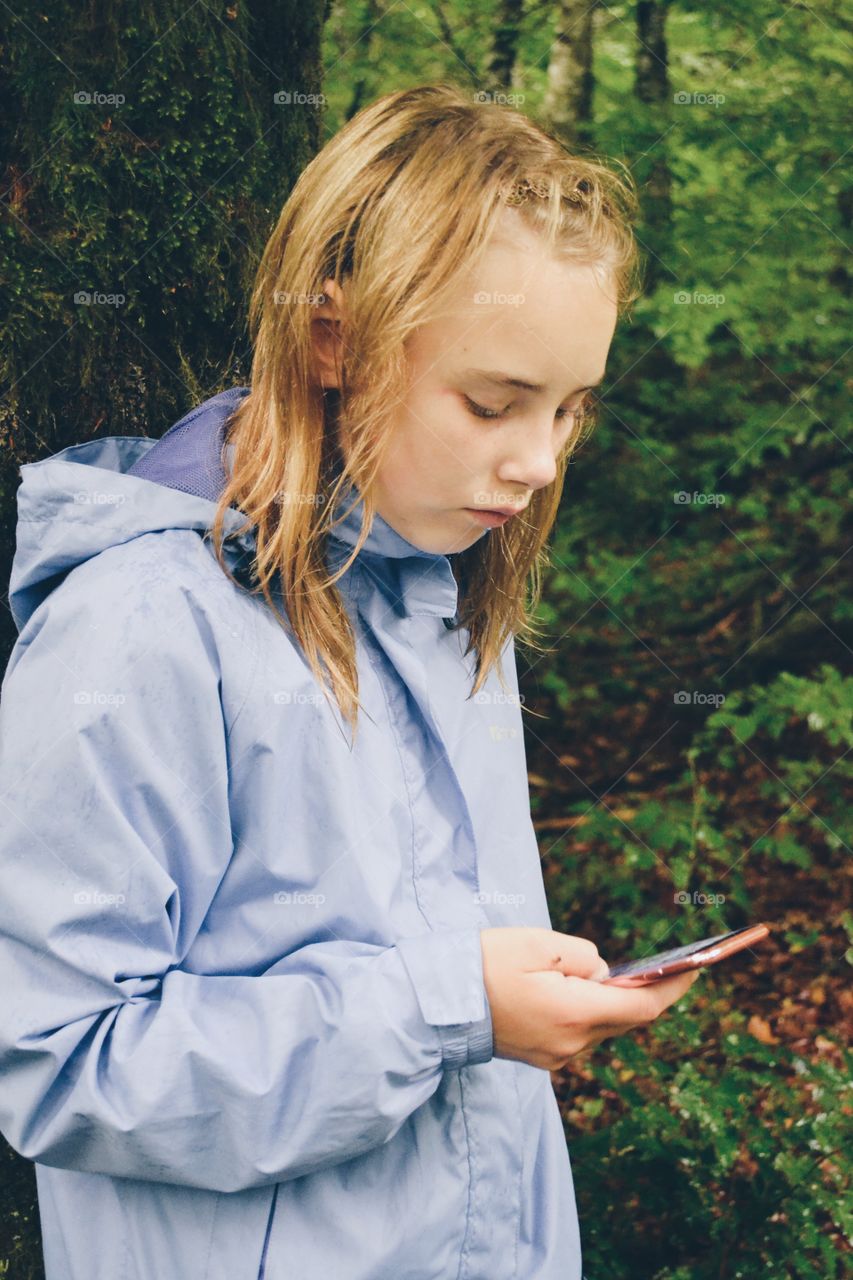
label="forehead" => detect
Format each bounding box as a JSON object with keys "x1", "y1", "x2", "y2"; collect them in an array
[{"x1": 409, "y1": 232, "x2": 618, "y2": 390}]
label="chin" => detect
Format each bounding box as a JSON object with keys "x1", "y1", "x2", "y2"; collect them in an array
[
  {"x1": 450, "y1": 528, "x2": 489, "y2": 554},
  {"x1": 397, "y1": 512, "x2": 488, "y2": 557}
]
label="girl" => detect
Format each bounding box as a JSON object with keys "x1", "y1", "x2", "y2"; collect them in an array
[{"x1": 0, "y1": 83, "x2": 698, "y2": 1279}]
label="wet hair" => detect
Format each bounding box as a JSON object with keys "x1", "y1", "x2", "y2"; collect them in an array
[{"x1": 210, "y1": 81, "x2": 642, "y2": 742}]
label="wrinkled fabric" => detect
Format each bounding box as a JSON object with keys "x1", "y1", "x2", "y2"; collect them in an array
[{"x1": 0, "y1": 387, "x2": 583, "y2": 1279}]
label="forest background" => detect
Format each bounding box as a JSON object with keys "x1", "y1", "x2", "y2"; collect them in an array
[{"x1": 0, "y1": 1, "x2": 850, "y2": 1276}]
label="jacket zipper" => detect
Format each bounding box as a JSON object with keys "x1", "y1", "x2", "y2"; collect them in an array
[{"x1": 257, "y1": 1184, "x2": 280, "y2": 1279}]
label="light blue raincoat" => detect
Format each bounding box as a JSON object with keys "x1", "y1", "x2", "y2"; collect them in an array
[{"x1": 0, "y1": 387, "x2": 583, "y2": 1278}]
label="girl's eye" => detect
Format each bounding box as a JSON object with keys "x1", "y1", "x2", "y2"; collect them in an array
[
  {"x1": 463, "y1": 395, "x2": 591, "y2": 422},
  {"x1": 463, "y1": 395, "x2": 508, "y2": 420}
]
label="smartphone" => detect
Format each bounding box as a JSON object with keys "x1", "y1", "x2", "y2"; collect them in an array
[{"x1": 599, "y1": 923, "x2": 771, "y2": 987}]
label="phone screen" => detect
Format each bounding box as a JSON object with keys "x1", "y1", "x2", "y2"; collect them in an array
[{"x1": 601, "y1": 923, "x2": 770, "y2": 987}]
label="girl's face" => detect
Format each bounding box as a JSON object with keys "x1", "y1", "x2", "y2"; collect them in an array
[{"x1": 314, "y1": 214, "x2": 619, "y2": 555}]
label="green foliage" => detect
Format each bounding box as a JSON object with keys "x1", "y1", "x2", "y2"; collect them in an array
[
  {"x1": 688, "y1": 664, "x2": 853, "y2": 878},
  {"x1": 509, "y1": 8, "x2": 848, "y2": 1271},
  {"x1": 1, "y1": 0, "x2": 325, "y2": 452},
  {"x1": 572, "y1": 1017, "x2": 851, "y2": 1279},
  {"x1": 544, "y1": 660, "x2": 851, "y2": 1277}
]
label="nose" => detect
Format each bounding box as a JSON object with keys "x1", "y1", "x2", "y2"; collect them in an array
[{"x1": 495, "y1": 418, "x2": 561, "y2": 492}]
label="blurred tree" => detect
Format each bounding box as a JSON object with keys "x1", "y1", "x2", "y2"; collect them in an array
[
  {"x1": 0, "y1": 0, "x2": 328, "y2": 656},
  {"x1": 0, "y1": 5, "x2": 328, "y2": 1274},
  {"x1": 634, "y1": 0, "x2": 674, "y2": 286},
  {"x1": 543, "y1": 0, "x2": 596, "y2": 147},
  {"x1": 486, "y1": 0, "x2": 526, "y2": 88}
]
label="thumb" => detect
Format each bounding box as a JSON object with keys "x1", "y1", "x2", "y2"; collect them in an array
[{"x1": 544, "y1": 933, "x2": 609, "y2": 981}]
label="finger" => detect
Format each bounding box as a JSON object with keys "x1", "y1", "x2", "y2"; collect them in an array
[
  {"x1": 563, "y1": 1022, "x2": 643, "y2": 1058},
  {"x1": 645, "y1": 968, "x2": 703, "y2": 1007},
  {"x1": 586, "y1": 1023, "x2": 635, "y2": 1044},
  {"x1": 561, "y1": 976, "x2": 672, "y2": 1027},
  {"x1": 546, "y1": 933, "x2": 607, "y2": 980}
]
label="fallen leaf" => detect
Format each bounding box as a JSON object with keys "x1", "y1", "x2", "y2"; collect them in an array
[{"x1": 747, "y1": 1014, "x2": 779, "y2": 1044}]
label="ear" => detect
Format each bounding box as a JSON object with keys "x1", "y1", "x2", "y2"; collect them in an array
[{"x1": 310, "y1": 278, "x2": 347, "y2": 389}]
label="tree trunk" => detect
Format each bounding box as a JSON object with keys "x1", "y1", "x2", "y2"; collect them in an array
[
  {"x1": 633, "y1": 0, "x2": 675, "y2": 288},
  {"x1": 340, "y1": 0, "x2": 388, "y2": 121},
  {"x1": 486, "y1": 0, "x2": 525, "y2": 90},
  {"x1": 542, "y1": 0, "x2": 596, "y2": 149}
]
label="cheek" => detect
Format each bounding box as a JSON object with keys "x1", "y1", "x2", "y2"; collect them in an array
[
  {"x1": 374, "y1": 418, "x2": 437, "y2": 501},
  {"x1": 384, "y1": 391, "x2": 492, "y2": 496},
  {"x1": 396, "y1": 395, "x2": 467, "y2": 475},
  {"x1": 431, "y1": 391, "x2": 492, "y2": 459},
  {"x1": 382, "y1": 420, "x2": 430, "y2": 479}
]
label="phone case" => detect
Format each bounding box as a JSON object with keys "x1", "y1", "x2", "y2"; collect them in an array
[{"x1": 601, "y1": 923, "x2": 770, "y2": 987}]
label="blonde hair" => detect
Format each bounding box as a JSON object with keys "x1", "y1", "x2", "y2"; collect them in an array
[{"x1": 210, "y1": 81, "x2": 642, "y2": 743}]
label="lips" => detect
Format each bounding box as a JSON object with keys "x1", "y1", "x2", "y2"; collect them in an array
[
  {"x1": 470, "y1": 501, "x2": 529, "y2": 515},
  {"x1": 465, "y1": 508, "x2": 518, "y2": 529}
]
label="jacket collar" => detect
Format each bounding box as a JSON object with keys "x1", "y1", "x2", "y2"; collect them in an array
[
  {"x1": 323, "y1": 473, "x2": 460, "y2": 621},
  {"x1": 119, "y1": 382, "x2": 460, "y2": 623}
]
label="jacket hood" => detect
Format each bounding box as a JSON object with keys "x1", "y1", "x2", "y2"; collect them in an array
[{"x1": 8, "y1": 386, "x2": 461, "y2": 633}]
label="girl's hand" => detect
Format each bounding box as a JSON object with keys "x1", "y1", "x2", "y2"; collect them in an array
[{"x1": 480, "y1": 926, "x2": 700, "y2": 1070}]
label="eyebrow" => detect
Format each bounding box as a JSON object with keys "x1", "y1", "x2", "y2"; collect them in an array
[{"x1": 461, "y1": 368, "x2": 605, "y2": 395}]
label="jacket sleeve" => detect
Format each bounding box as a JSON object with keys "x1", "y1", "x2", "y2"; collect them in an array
[{"x1": 0, "y1": 550, "x2": 493, "y2": 1194}]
